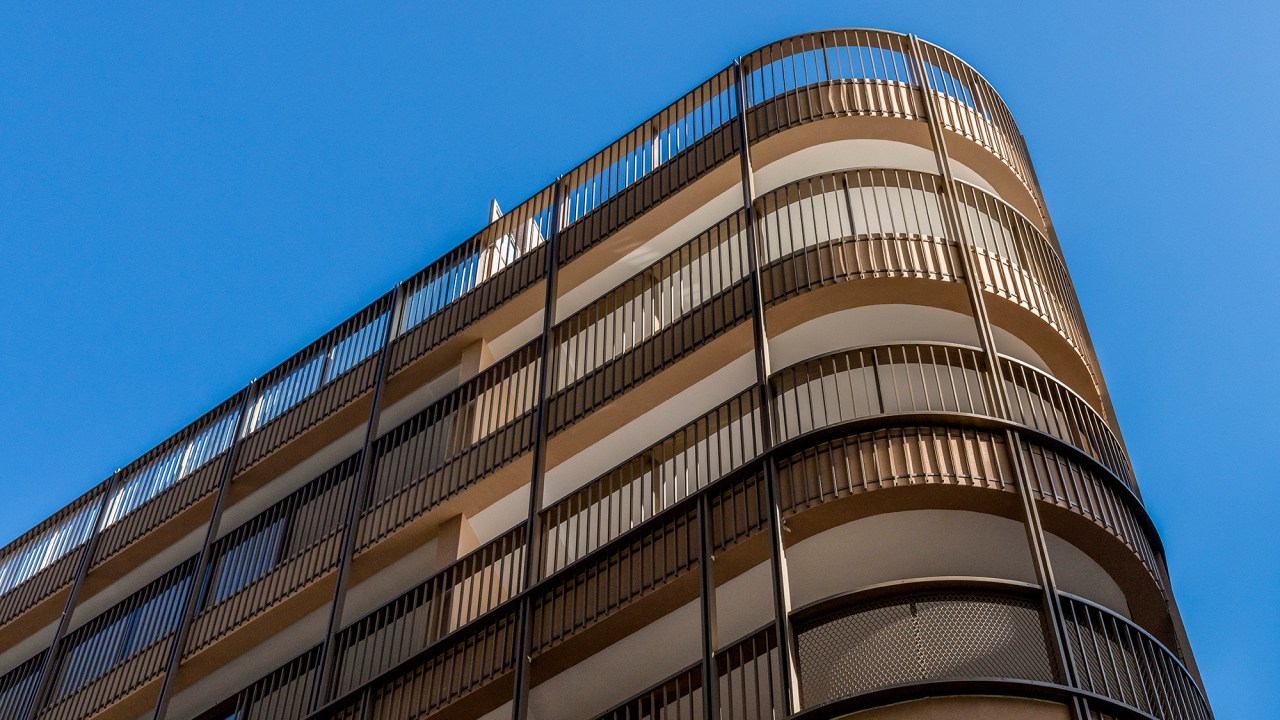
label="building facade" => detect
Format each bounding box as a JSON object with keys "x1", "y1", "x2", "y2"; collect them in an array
[{"x1": 0, "y1": 29, "x2": 1210, "y2": 720}]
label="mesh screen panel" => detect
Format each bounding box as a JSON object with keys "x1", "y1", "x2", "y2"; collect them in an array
[{"x1": 795, "y1": 591, "x2": 1054, "y2": 707}]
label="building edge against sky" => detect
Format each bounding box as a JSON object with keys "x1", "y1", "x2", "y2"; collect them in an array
[{"x1": 0, "y1": 29, "x2": 1211, "y2": 720}]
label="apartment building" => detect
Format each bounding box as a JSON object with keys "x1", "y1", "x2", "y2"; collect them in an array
[{"x1": 0, "y1": 29, "x2": 1211, "y2": 720}]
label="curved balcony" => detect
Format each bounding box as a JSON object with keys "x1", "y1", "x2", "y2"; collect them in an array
[
  {"x1": 740, "y1": 30, "x2": 1046, "y2": 227},
  {"x1": 585, "y1": 581, "x2": 1207, "y2": 720},
  {"x1": 756, "y1": 167, "x2": 1104, "y2": 420},
  {"x1": 789, "y1": 582, "x2": 1208, "y2": 720},
  {"x1": 190, "y1": 341, "x2": 1162, "y2": 720}
]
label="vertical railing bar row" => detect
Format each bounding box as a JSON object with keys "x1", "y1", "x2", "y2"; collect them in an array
[
  {"x1": 91, "y1": 392, "x2": 248, "y2": 569},
  {"x1": 769, "y1": 344, "x2": 994, "y2": 443},
  {"x1": 555, "y1": 68, "x2": 739, "y2": 267},
  {"x1": 591, "y1": 624, "x2": 780, "y2": 720},
  {"x1": 539, "y1": 388, "x2": 762, "y2": 578},
  {"x1": 0, "y1": 651, "x2": 47, "y2": 720},
  {"x1": 1060, "y1": 593, "x2": 1211, "y2": 720},
  {"x1": 913, "y1": 39, "x2": 1039, "y2": 208},
  {"x1": 0, "y1": 478, "x2": 110, "y2": 628},
  {"x1": 546, "y1": 210, "x2": 753, "y2": 434},
  {"x1": 950, "y1": 180, "x2": 1106, "y2": 405},
  {"x1": 754, "y1": 168, "x2": 964, "y2": 304},
  {"x1": 1020, "y1": 442, "x2": 1162, "y2": 592},
  {"x1": 33, "y1": 557, "x2": 197, "y2": 720},
  {"x1": 391, "y1": 185, "x2": 557, "y2": 375},
  {"x1": 355, "y1": 338, "x2": 544, "y2": 553},
  {"x1": 999, "y1": 356, "x2": 1135, "y2": 492},
  {"x1": 775, "y1": 425, "x2": 1019, "y2": 516},
  {"x1": 328, "y1": 525, "x2": 526, "y2": 699},
  {"x1": 181, "y1": 455, "x2": 360, "y2": 659},
  {"x1": 235, "y1": 293, "x2": 395, "y2": 474},
  {"x1": 193, "y1": 647, "x2": 321, "y2": 720},
  {"x1": 313, "y1": 606, "x2": 519, "y2": 720},
  {"x1": 741, "y1": 30, "x2": 925, "y2": 141}
]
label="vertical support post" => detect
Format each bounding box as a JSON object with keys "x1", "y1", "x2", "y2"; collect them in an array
[
  {"x1": 150, "y1": 383, "x2": 258, "y2": 720},
  {"x1": 23, "y1": 469, "x2": 123, "y2": 720},
  {"x1": 907, "y1": 35, "x2": 1087, "y2": 719},
  {"x1": 511, "y1": 181, "x2": 565, "y2": 720},
  {"x1": 310, "y1": 285, "x2": 406, "y2": 711},
  {"x1": 696, "y1": 494, "x2": 720, "y2": 719},
  {"x1": 732, "y1": 58, "x2": 801, "y2": 716}
]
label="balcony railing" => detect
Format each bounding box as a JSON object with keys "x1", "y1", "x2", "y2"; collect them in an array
[
  {"x1": 593, "y1": 626, "x2": 781, "y2": 720},
  {"x1": 0, "y1": 651, "x2": 45, "y2": 720},
  {"x1": 355, "y1": 339, "x2": 542, "y2": 553},
  {"x1": 754, "y1": 168, "x2": 1103, "y2": 411},
  {"x1": 183, "y1": 456, "x2": 359, "y2": 659},
  {"x1": 13, "y1": 328, "x2": 1154, "y2": 720},
  {"x1": 91, "y1": 394, "x2": 245, "y2": 570},
  {"x1": 548, "y1": 211, "x2": 752, "y2": 434},
  {"x1": 595, "y1": 583, "x2": 1208, "y2": 720},
  {"x1": 741, "y1": 31, "x2": 926, "y2": 139},
  {"x1": 1061, "y1": 593, "x2": 1209, "y2": 720},
  {"x1": 35, "y1": 558, "x2": 195, "y2": 720},
  {"x1": 0, "y1": 479, "x2": 106, "y2": 630},
  {"x1": 0, "y1": 29, "x2": 1056, "y2": 645},
  {"x1": 329, "y1": 525, "x2": 526, "y2": 699}
]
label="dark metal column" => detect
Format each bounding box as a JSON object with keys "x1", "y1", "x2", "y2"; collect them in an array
[
  {"x1": 511, "y1": 181, "x2": 564, "y2": 720},
  {"x1": 309, "y1": 285, "x2": 406, "y2": 711},
  {"x1": 696, "y1": 493, "x2": 720, "y2": 720},
  {"x1": 907, "y1": 34, "x2": 1087, "y2": 719},
  {"x1": 732, "y1": 58, "x2": 801, "y2": 716},
  {"x1": 150, "y1": 383, "x2": 258, "y2": 720},
  {"x1": 23, "y1": 469, "x2": 123, "y2": 720}
]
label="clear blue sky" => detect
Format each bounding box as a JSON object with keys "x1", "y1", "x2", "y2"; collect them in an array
[{"x1": 1, "y1": 2, "x2": 1273, "y2": 716}]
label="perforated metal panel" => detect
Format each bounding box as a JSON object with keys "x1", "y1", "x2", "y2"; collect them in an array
[{"x1": 795, "y1": 591, "x2": 1055, "y2": 708}]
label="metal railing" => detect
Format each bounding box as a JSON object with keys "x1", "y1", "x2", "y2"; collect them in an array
[
  {"x1": 741, "y1": 31, "x2": 926, "y2": 140},
  {"x1": 0, "y1": 27, "x2": 1164, "y2": 720},
  {"x1": 0, "y1": 652, "x2": 45, "y2": 720},
  {"x1": 593, "y1": 626, "x2": 781, "y2": 720},
  {"x1": 329, "y1": 526, "x2": 525, "y2": 699},
  {"x1": 549, "y1": 211, "x2": 751, "y2": 415},
  {"x1": 776, "y1": 424, "x2": 1018, "y2": 513},
  {"x1": 0, "y1": 28, "x2": 1052, "y2": 636},
  {"x1": 183, "y1": 457, "x2": 359, "y2": 659},
  {"x1": 355, "y1": 340, "x2": 542, "y2": 553},
  {"x1": 600, "y1": 584, "x2": 1208, "y2": 720},
  {"x1": 0, "y1": 481, "x2": 106, "y2": 629},
  {"x1": 35, "y1": 558, "x2": 195, "y2": 720},
  {"x1": 541, "y1": 390, "x2": 761, "y2": 577},
  {"x1": 1061, "y1": 593, "x2": 1211, "y2": 720}
]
